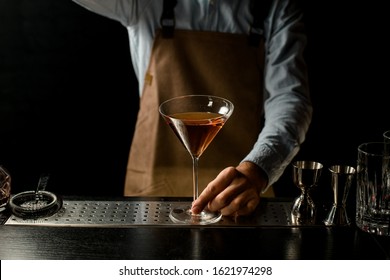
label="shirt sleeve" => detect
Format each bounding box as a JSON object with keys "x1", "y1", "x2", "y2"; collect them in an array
[
  {"x1": 242, "y1": 0, "x2": 313, "y2": 190},
  {"x1": 71, "y1": 0, "x2": 139, "y2": 26}
]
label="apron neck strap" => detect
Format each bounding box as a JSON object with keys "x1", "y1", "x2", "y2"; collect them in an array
[
  {"x1": 249, "y1": 0, "x2": 272, "y2": 46},
  {"x1": 160, "y1": 0, "x2": 177, "y2": 38}
]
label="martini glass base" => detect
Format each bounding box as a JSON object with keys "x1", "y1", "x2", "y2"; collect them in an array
[{"x1": 169, "y1": 204, "x2": 222, "y2": 225}]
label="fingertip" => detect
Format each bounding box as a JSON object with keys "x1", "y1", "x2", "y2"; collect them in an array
[{"x1": 191, "y1": 204, "x2": 202, "y2": 214}]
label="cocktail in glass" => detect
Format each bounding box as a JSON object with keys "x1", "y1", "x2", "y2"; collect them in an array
[{"x1": 159, "y1": 95, "x2": 234, "y2": 224}]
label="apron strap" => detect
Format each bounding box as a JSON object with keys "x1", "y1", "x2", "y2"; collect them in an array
[
  {"x1": 160, "y1": 0, "x2": 177, "y2": 38},
  {"x1": 249, "y1": 0, "x2": 272, "y2": 46}
]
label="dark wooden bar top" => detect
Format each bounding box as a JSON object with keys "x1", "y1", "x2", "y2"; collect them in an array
[{"x1": 0, "y1": 197, "x2": 389, "y2": 260}]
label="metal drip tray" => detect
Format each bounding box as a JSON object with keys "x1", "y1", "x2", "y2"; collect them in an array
[{"x1": 5, "y1": 199, "x2": 293, "y2": 227}]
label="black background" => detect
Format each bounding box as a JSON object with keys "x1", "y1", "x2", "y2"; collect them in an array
[{"x1": 0, "y1": 0, "x2": 388, "y2": 198}]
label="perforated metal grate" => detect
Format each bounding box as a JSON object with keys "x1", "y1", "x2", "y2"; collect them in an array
[{"x1": 5, "y1": 200, "x2": 293, "y2": 227}]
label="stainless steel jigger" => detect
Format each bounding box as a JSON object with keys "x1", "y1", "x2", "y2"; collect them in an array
[
  {"x1": 324, "y1": 165, "x2": 356, "y2": 226},
  {"x1": 291, "y1": 161, "x2": 323, "y2": 225}
]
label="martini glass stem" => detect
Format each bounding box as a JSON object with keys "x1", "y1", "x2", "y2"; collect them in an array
[{"x1": 192, "y1": 156, "x2": 199, "y2": 201}]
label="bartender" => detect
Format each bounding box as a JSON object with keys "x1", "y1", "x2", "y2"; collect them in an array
[{"x1": 72, "y1": 0, "x2": 312, "y2": 216}]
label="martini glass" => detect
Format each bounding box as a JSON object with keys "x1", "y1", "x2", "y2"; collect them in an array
[{"x1": 159, "y1": 95, "x2": 234, "y2": 224}]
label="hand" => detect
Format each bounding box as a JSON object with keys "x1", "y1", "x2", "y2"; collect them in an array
[{"x1": 191, "y1": 161, "x2": 268, "y2": 216}]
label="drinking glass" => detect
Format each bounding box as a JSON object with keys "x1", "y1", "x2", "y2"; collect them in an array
[
  {"x1": 0, "y1": 166, "x2": 11, "y2": 212},
  {"x1": 356, "y1": 142, "x2": 390, "y2": 236},
  {"x1": 384, "y1": 130, "x2": 390, "y2": 155},
  {"x1": 291, "y1": 160, "x2": 323, "y2": 225},
  {"x1": 159, "y1": 95, "x2": 234, "y2": 224}
]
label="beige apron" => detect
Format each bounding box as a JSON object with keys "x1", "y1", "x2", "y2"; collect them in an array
[{"x1": 125, "y1": 28, "x2": 268, "y2": 197}]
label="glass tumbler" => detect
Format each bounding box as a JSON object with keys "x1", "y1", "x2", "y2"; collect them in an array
[
  {"x1": 356, "y1": 142, "x2": 390, "y2": 236},
  {"x1": 0, "y1": 166, "x2": 11, "y2": 212}
]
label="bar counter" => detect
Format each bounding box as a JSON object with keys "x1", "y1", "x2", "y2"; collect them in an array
[{"x1": 0, "y1": 197, "x2": 389, "y2": 260}]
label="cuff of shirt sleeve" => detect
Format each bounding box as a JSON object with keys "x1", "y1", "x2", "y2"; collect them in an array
[{"x1": 241, "y1": 143, "x2": 288, "y2": 193}]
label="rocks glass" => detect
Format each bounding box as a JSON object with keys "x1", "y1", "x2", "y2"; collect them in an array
[
  {"x1": 384, "y1": 130, "x2": 390, "y2": 155},
  {"x1": 356, "y1": 142, "x2": 390, "y2": 236},
  {"x1": 0, "y1": 166, "x2": 11, "y2": 212}
]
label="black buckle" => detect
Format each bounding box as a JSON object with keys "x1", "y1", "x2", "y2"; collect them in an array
[
  {"x1": 160, "y1": 0, "x2": 177, "y2": 38},
  {"x1": 248, "y1": 26, "x2": 263, "y2": 47}
]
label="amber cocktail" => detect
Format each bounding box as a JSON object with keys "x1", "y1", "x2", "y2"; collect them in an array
[{"x1": 159, "y1": 95, "x2": 234, "y2": 224}]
